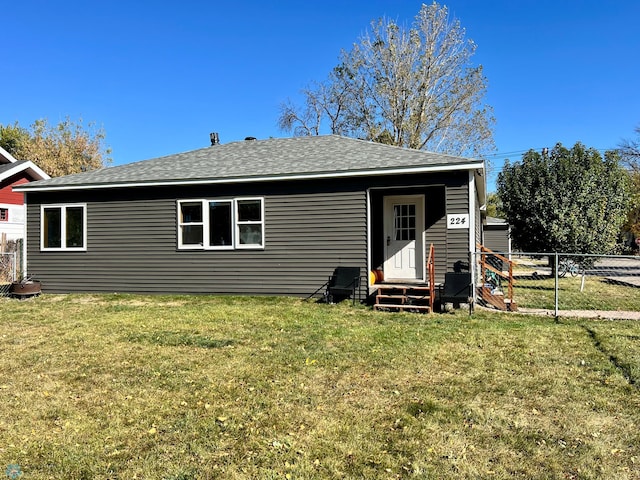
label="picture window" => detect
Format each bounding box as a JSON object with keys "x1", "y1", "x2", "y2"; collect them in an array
[
  {"x1": 41, "y1": 204, "x2": 87, "y2": 251},
  {"x1": 178, "y1": 198, "x2": 264, "y2": 250}
]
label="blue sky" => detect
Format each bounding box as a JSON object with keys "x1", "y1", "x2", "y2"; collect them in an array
[{"x1": 3, "y1": 1, "x2": 639, "y2": 191}]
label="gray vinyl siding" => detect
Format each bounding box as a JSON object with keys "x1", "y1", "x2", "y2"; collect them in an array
[
  {"x1": 26, "y1": 189, "x2": 367, "y2": 296},
  {"x1": 424, "y1": 186, "x2": 447, "y2": 284},
  {"x1": 484, "y1": 227, "x2": 510, "y2": 254},
  {"x1": 444, "y1": 180, "x2": 470, "y2": 273},
  {"x1": 25, "y1": 170, "x2": 476, "y2": 296}
]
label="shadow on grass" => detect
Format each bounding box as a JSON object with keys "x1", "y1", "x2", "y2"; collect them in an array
[
  {"x1": 513, "y1": 273, "x2": 551, "y2": 281},
  {"x1": 515, "y1": 284, "x2": 555, "y2": 292}
]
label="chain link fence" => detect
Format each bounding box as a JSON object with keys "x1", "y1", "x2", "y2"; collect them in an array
[
  {"x1": 1, "y1": 238, "x2": 24, "y2": 296},
  {"x1": 473, "y1": 251, "x2": 640, "y2": 317}
]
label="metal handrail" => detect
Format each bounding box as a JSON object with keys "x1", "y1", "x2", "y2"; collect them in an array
[{"x1": 427, "y1": 243, "x2": 436, "y2": 311}]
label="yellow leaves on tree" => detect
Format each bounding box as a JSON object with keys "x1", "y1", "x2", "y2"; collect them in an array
[{"x1": 0, "y1": 117, "x2": 111, "y2": 177}]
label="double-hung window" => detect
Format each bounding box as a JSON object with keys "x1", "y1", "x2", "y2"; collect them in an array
[
  {"x1": 236, "y1": 199, "x2": 263, "y2": 248},
  {"x1": 178, "y1": 198, "x2": 264, "y2": 250},
  {"x1": 41, "y1": 204, "x2": 87, "y2": 251}
]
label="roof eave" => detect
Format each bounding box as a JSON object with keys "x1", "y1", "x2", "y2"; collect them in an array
[
  {"x1": 15, "y1": 161, "x2": 483, "y2": 192},
  {"x1": 1, "y1": 161, "x2": 50, "y2": 184},
  {"x1": 0, "y1": 145, "x2": 19, "y2": 165},
  {"x1": 474, "y1": 162, "x2": 486, "y2": 206}
]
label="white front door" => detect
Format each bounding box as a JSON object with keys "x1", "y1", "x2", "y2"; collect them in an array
[{"x1": 383, "y1": 195, "x2": 425, "y2": 281}]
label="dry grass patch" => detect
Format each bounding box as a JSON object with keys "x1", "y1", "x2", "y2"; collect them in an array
[{"x1": 0, "y1": 294, "x2": 639, "y2": 479}]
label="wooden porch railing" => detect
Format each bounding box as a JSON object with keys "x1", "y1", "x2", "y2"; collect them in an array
[{"x1": 477, "y1": 243, "x2": 517, "y2": 311}]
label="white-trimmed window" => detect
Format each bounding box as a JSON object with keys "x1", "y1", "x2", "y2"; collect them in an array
[
  {"x1": 178, "y1": 198, "x2": 264, "y2": 250},
  {"x1": 41, "y1": 204, "x2": 87, "y2": 251},
  {"x1": 236, "y1": 199, "x2": 264, "y2": 249},
  {"x1": 0, "y1": 208, "x2": 7, "y2": 222}
]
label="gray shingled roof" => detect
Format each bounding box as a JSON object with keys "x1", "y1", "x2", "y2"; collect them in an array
[
  {"x1": 0, "y1": 162, "x2": 19, "y2": 176},
  {"x1": 19, "y1": 135, "x2": 482, "y2": 191},
  {"x1": 0, "y1": 160, "x2": 30, "y2": 177}
]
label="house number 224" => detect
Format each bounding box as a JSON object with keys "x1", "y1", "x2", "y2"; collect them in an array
[{"x1": 447, "y1": 214, "x2": 469, "y2": 229}]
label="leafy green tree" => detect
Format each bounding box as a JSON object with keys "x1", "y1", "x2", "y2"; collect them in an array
[
  {"x1": 497, "y1": 142, "x2": 630, "y2": 255},
  {"x1": 279, "y1": 2, "x2": 494, "y2": 158},
  {"x1": 0, "y1": 123, "x2": 31, "y2": 156},
  {"x1": 485, "y1": 192, "x2": 504, "y2": 219},
  {"x1": 0, "y1": 118, "x2": 111, "y2": 176}
]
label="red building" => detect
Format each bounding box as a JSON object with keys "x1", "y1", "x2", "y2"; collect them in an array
[{"x1": 0, "y1": 146, "x2": 49, "y2": 243}]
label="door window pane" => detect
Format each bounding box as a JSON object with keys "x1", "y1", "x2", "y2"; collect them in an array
[{"x1": 394, "y1": 203, "x2": 416, "y2": 241}]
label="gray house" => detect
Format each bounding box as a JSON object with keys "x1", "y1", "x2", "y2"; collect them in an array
[
  {"x1": 16, "y1": 135, "x2": 485, "y2": 299},
  {"x1": 483, "y1": 216, "x2": 511, "y2": 257}
]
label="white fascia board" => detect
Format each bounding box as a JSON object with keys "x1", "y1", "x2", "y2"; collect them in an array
[
  {"x1": 14, "y1": 162, "x2": 483, "y2": 192},
  {"x1": 1, "y1": 161, "x2": 50, "y2": 183},
  {"x1": 474, "y1": 161, "x2": 486, "y2": 206},
  {"x1": 0, "y1": 145, "x2": 19, "y2": 164}
]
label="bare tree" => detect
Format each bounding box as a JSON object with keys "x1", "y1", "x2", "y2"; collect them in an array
[
  {"x1": 619, "y1": 124, "x2": 640, "y2": 171},
  {"x1": 619, "y1": 125, "x2": 640, "y2": 243},
  {"x1": 278, "y1": 2, "x2": 494, "y2": 158},
  {"x1": 278, "y1": 70, "x2": 355, "y2": 138}
]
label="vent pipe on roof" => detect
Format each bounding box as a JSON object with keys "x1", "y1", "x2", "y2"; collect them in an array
[{"x1": 210, "y1": 132, "x2": 220, "y2": 146}]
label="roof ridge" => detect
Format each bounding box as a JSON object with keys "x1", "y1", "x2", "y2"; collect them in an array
[{"x1": 16, "y1": 135, "x2": 483, "y2": 192}]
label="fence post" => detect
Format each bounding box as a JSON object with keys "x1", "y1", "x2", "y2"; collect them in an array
[
  {"x1": 554, "y1": 253, "x2": 559, "y2": 321},
  {"x1": 17, "y1": 238, "x2": 24, "y2": 280}
]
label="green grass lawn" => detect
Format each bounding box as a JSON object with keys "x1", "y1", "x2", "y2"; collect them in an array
[
  {"x1": 514, "y1": 275, "x2": 640, "y2": 311},
  {"x1": 1, "y1": 294, "x2": 639, "y2": 479}
]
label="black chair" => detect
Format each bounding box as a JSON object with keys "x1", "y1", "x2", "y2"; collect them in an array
[
  {"x1": 326, "y1": 267, "x2": 361, "y2": 305},
  {"x1": 440, "y1": 272, "x2": 474, "y2": 314}
]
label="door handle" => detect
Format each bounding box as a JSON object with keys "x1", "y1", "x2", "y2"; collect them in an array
[{"x1": 387, "y1": 235, "x2": 391, "y2": 246}]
